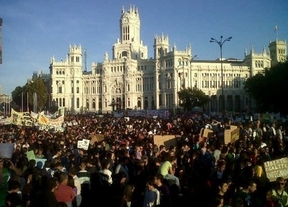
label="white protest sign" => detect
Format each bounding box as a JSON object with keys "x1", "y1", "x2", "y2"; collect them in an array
[
  {"x1": 77, "y1": 139, "x2": 89, "y2": 150},
  {"x1": 35, "y1": 159, "x2": 47, "y2": 169}
]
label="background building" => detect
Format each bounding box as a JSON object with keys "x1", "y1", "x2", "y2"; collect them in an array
[
  {"x1": 0, "y1": 84, "x2": 11, "y2": 117},
  {"x1": 47, "y1": 5, "x2": 286, "y2": 114}
]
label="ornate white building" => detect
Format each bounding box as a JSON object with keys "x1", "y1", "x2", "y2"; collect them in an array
[{"x1": 48, "y1": 5, "x2": 287, "y2": 114}]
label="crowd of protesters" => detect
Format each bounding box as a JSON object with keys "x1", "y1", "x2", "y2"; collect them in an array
[{"x1": 1, "y1": 113, "x2": 288, "y2": 207}]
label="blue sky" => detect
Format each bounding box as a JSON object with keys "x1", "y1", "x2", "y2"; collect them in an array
[{"x1": 0, "y1": 0, "x2": 287, "y2": 95}]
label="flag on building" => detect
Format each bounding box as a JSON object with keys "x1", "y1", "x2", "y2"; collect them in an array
[{"x1": 274, "y1": 25, "x2": 278, "y2": 33}]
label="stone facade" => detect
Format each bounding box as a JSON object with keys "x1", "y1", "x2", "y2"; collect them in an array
[{"x1": 48, "y1": 5, "x2": 286, "y2": 114}]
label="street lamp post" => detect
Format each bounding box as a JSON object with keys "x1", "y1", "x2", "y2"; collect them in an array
[{"x1": 210, "y1": 36, "x2": 232, "y2": 114}]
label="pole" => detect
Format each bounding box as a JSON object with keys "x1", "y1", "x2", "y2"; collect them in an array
[
  {"x1": 21, "y1": 92, "x2": 23, "y2": 112},
  {"x1": 210, "y1": 36, "x2": 232, "y2": 116},
  {"x1": 176, "y1": 68, "x2": 178, "y2": 114},
  {"x1": 27, "y1": 92, "x2": 29, "y2": 112},
  {"x1": 3, "y1": 95, "x2": 5, "y2": 117},
  {"x1": 8, "y1": 96, "x2": 10, "y2": 116},
  {"x1": 220, "y1": 43, "x2": 224, "y2": 112},
  {"x1": 33, "y1": 92, "x2": 37, "y2": 113}
]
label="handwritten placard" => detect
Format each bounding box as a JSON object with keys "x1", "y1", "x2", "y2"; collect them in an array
[
  {"x1": 264, "y1": 157, "x2": 288, "y2": 182},
  {"x1": 0, "y1": 143, "x2": 14, "y2": 158},
  {"x1": 77, "y1": 139, "x2": 90, "y2": 150},
  {"x1": 90, "y1": 134, "x2": 105, "y2": 145},
  {"x1": 230, "y1": 128, "x2": 240, "y2": 143},
  {"x1": 224, "y1": 126, "x2": 239, "y2": 144},
  {"x1": 199, "y1": 128, "x2": 214, "y2": 138},
  {"x1": 154, "y1": 135, "x2": 178, "y2": 149}
]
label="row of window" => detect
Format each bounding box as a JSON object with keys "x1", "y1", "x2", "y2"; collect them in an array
[
  {"x1": 111, "y1": 65, "x2": 125, "y2": 72},
  {"x1": 255, "y1": 60, "x2": 264, "y2": 68},
  {"x1": 71, "y1": 56, "x2": 80, "y2": 63},
  {"x1": 57, "y1": 83, "x2": 156, "y2": 94},
  {"x1": 56, "y1": 80, "x2": 81, "y2": 85},
  {"x1": 56, "y1": 94, "x2": 247, "y2": 109},
  {"x1": 108, "y1": 65, "x2": 150, "y2": 73},
  {"x1": 57, "y1": 79, "x2": 242, "y2": 94},
  {"x1": 55, "y1": 70, "x2": 65, "y2": 75},
  {"x1": 201, "y1": 73, "x2": 243, "y2": 77},
  {"x1": 278, "y1": 48, "x2": 286, "y2": 54},
  {"x1": 201, "y1": 80, "x2": 241, "y2": 88},
  {"x1": 122, "y1": 26, "x2": 130, "y2": 41},
  {"x1": 55, "y1": 97, "x2": 140, "y2": 109}
]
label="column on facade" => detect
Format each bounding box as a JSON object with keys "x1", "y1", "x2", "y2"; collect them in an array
[
  {"x1": 155, "y1": 70, "x2": 159, "y2": 109},
  {"x1": 173, "y1": 71, "x2": 178, "y2": 112}
]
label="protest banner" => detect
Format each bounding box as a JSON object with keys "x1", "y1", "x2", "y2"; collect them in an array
[
  {"x1": 0, "y1": 143, "x2": 14, "y2": 158},
  {"x1": 264, "y1": 157, "x2": 288, "y2": 182},
  {"x1": 38, "y1": 114, "x2": 50, "y2": 125},
  {"x1": 154, "y1": 135, "x2": 178, "y2": 149}
]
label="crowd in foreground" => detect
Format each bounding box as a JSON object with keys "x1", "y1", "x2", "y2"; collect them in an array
[{"x1": 0, "y1": 113, "x2": 288, "y2": 207}]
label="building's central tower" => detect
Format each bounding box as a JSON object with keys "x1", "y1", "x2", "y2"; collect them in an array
[
  {"x1": 120, "y1": 5, "x2": 140, "y2": 44},
  {"x1": 112, "y1": 5, "x2": 148, "y2": 60}
]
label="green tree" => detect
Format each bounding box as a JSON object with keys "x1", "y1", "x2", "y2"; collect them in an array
[
  {"x1": 244, "y1": 60, "x2": 288, "y2": 114},
  {"x1": 11, "y1": 86, "x2": 24, "y2": 110},
  {"x1": 25, "y1": 78, "x2": 48, "y2": 112},
  {"x1": 12, "y1": 78, "x2": 48, "y2": 112},
  {"x1": 178, "y1": 87, "x2": 209, "y2": 112}
]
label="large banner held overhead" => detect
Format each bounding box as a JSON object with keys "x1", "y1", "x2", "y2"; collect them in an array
[
  {"x1": 9, "y1": 109, "x2": 64, "y2": 131},
  {"x1": 10, "y1": 109, "x2": 35, "y2": 126},
  {"x1": 264, "y1": 157, "x2": 288, "y2": 182}
]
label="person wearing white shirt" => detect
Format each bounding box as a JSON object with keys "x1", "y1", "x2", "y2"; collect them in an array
[
  {"x1": 270, "y1": 123, "x2": 276, "y2": 137},
  {"x1": 143, "y1": 177, "x2": 160, "y2": 207},
  {"x1": 69, "y1": 167, "x2": 82, "y2": 207},
  {"x1": 99, "y1": 158, "x2": 113, "y2": 185},
  {"x1": 276, "y1": 125, "x2": 283, "y2": 140}
]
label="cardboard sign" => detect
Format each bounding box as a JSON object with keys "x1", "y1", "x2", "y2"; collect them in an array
[
  {"x1": 154, "y1": 135, "x2": 178, "y2": 149},
  {"x1": 90, "y1": 134, "x2": 105, "y2": 145},
  {"x1": 224, "y1": 125, "x2": 240, "y2": 144},
  {"x1": 230, "y1": 128, "x2": 240, "y2": 143},
  {"x1": 264, "y1": 157, "x2": 288, "y2": 182},
  {"x1": 0, "y1": 143, "x2": 14, "y2": 158},
  {"x1": 199, "y1": 128, "x2": 204, "y2": 139},
  {"x1": 199, "y1": 128, "x2": 213, "y2": 138}
]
